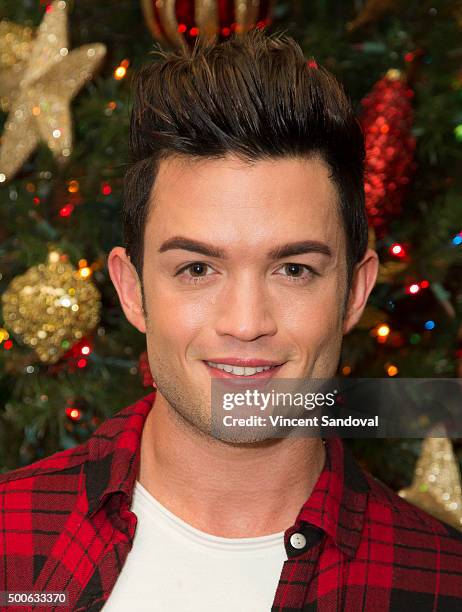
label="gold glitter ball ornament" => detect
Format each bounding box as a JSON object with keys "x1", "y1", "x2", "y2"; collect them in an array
[
  {"x1": 0, "y1": 0, "x2": 106, "y2": 182},
  {"x1": 1, "y1": 251, "x2": 101, "y2": 364},
  {"x1": 399, "y1": 430, "x2": 462, "y2": 531}
]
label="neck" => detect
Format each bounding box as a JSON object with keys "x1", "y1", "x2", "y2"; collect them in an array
[{"x1": 138, "y1": 392, "x2": 326, "y2": 538}]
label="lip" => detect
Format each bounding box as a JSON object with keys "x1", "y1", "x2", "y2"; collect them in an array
[
  {"x1": 203, "y1": 360, "x2": 284, "y2": 379},
  {"x1": 203, "y1": 358, "x2": 283, "y2": 367}
]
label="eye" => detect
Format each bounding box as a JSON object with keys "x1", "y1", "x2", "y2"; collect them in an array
[
  {"x1": 176, "y1": 262, "x2": 215, "y2": 284},
  {"x1": 277, "y1": 263, "x2": 318, "y2": 283}
]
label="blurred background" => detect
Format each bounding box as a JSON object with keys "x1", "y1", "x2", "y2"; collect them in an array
[{"x1": 0, "y1": 0, "x2": 461, "y2": 529}]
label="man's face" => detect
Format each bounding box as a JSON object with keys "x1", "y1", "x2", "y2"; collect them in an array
[{"x1": 108, "y1": 154, "x2": 378, "y2": 439}]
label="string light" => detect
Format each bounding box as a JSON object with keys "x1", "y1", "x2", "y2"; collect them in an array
[
  {"x1": 105, "y1": 100, "x2": 117, "y2": 116},
  {"x1": 59, "y1": 203, "x2": 74, "y2": 217},
  {"x1": 114, "y1": 58, "x2": 129, "y2": 80},
  {"x1": 101, "y1": 182, "x2": 112, "y2": 195},
  {"x1": 78, "y1": 266, "x2": 92, "y2": 278},
  {"x1": 452, "y1": 233, "x2": 462, "y2": 246},
  {"x1": 65, "y1": 406, "x2": 81, "y2": 421},
  {"x1": 377, "y1": 324, "x2": 391, "y2": 337},
  {"x1": 424, "y1": 320, "x2": 436, "y2": 330},
  {"x1": 389, "y1": 243, "x2": 406, "y2": 257},
  {"x1": 374, "y1": 323, "x2": 390, "y2": 344},
  {"x1": 407, "y1": 283, "x2": 420, "y2": 294},
  {"x1": 405, "y1": 280, "x2": 430, "y2": 295},
  {"x1": 387, "y1": 364, "x2": 399, "y2": 377},
  {"x1": 4, "y1": 340, "x2": 13, "y2": 350},
  {"x1": 341, "y1": 365, "x2": 352, "y2": 375},
  {"x1": 77, "y1": 358, "x2": 87, "y2": 368},
  {"x1": 67, "y1": 179, "x2": 79, "y2": 193}
]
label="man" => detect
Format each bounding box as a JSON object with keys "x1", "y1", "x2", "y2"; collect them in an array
[{"x1": 1, "y1": 28, "x2": 461, "y2": 612}]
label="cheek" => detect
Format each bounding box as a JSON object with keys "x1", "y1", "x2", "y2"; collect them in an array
[
  {"x1": 145, "y1": 280, "x2": 212, "y2": 341},
  {"x1": 275, "y1": 279, "x2": 342, "y2": 332}
]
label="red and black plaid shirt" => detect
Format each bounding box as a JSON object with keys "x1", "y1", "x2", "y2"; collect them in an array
[{"x1": 1, "y1": 390, "x2": 462, "y2": 611}]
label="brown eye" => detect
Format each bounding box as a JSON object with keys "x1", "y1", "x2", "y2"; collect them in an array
[
  {"x1": 188, "y1": 263, "x2": 208, "y2": 276},
  {"x1": 277, "y1": 263, "x2": 318, "y2": 283},
  {"x1": 284, "y1": 264, "x2": 304, "y2": 277}
]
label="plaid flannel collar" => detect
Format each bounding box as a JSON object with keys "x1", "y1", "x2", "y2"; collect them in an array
[{"x1": 84, "y1": 390, "x2": 370, "y2": 559}]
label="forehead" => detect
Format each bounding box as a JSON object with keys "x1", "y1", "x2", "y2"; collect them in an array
[{"x1": 145, "y1": 154, "x2": 343, "y2": 252}]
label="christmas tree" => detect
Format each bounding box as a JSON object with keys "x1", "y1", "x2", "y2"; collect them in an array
[{"x1": 0, "y1": 0, "x2": 461, "y2": 528}]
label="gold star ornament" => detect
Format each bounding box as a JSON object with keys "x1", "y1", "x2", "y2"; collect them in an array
[
  {"x1": 0, "y1": 0, "x2": 106, "y2": 182},
  {"x1": 399, "y1": 431, "x2": 462, "y2": 531}
]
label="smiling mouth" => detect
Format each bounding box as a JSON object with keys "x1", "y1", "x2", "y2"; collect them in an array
[{"x1": 203, "y1": 361, "x2": 284, "y2": 378}]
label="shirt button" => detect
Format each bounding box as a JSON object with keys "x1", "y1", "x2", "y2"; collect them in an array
[{"x1": 289, "y1": 532, "x2": 307, "y2": 550}]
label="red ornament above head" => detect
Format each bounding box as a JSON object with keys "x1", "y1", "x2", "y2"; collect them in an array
[
  {"x1": 141, "y1": 0, "x2": 274, "y2": 49},
  {"x1": 360, "y1": 68, "x2": 417, "y2": 239}
]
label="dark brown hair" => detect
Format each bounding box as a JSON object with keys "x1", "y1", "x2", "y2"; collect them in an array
[{"x1": 123, "y1": 28, "x2": 368, "y2": 315}]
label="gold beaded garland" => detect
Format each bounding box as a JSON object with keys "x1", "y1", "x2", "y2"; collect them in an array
[{"x1": 1, "y1": 250, "x2": 101, "y2": 364}]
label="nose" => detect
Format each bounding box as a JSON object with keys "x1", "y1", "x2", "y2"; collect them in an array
[{"x1": 214, "y1": 272, "x2": 277, "y2": 341}]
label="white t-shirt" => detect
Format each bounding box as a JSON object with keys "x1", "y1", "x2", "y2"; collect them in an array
[{"x1": 102, "y1": 480, "x2": 287, "y2": 611}]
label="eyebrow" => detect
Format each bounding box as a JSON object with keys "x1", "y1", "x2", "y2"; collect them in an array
[{"x1": 158, "y1": 236, "x2": 333, "y2": 260}]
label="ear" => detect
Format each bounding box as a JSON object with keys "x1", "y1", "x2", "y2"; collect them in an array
[
  {"x1": 107, "y1": 246, "x2": 146, "y2": 334},
  {"x1": 343, "y1": 248, "x2": 379, "y2": 335}
]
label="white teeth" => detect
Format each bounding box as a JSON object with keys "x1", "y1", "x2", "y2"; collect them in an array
[{"x1": 206, "y1": 361, "x2": 276, "y2": 376}]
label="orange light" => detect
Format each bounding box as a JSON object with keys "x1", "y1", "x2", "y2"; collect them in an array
[
  {"x1": 377, "y1": 324, "x2": 390, "y2": 337},
  {"x1": 387, "y1": 365, "x2": 399, "y2": 377},
  {"x1": 67, "y1": 180, "x2": 79, "y2": 193},
  {"x1": 79, "y1": 267, "x2": 91, "y2": 278},
  {"x1": 114, "y1": 66, "x2": 127, "y2": 80},
  {"x1": 341, "y1": 365, "x2": 351, "y2": 376}
]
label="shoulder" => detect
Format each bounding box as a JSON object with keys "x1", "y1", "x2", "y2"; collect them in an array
[
  {"x1": 0, "y1": 390, "x2": 156, "y2": 494},
  {"x1": 363, "y1": 469, "x2": 462, "y2": 556},
  {"x1": 0, "y1": 441, "x2": 88, "y2": 500}
]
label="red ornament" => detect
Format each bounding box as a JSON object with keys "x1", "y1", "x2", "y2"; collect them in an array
[
  {"x1": 141, "y1": 0, "x2": 274, "y2": 49},
  {"x1": 360, "y1": 69, "x2": 417, "y2": 239},
  {"x1": 47, "y1": 336, "x2": 94, "y2": 375},
  {"x1": 139, "y1": 350, "x2": 155, "y2": 387}
]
